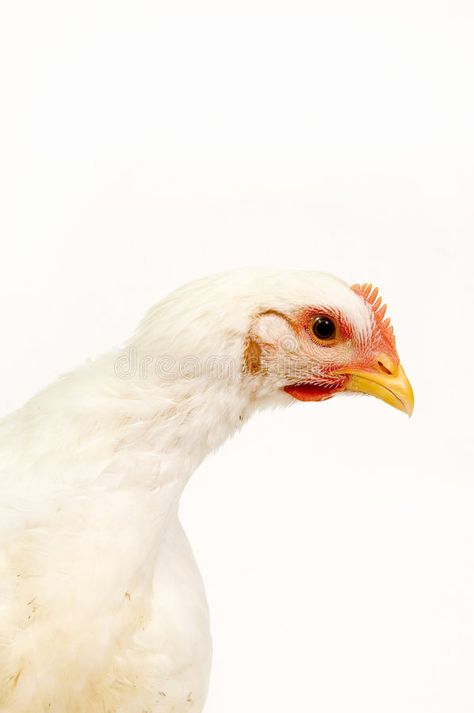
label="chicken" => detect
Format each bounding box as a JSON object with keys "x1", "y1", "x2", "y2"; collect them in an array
[{"x1": 0, "y1": 269, "x2": 413, "y2": 713}]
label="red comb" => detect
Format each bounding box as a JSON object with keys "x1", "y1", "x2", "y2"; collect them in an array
[{"x1": 351, "y1": 282, "x2": 396, "y2": 349}]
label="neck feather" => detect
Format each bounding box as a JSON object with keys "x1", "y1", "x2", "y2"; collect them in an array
[{"x1": 5, "y1": 353, "x2": 254, "y2": 499}]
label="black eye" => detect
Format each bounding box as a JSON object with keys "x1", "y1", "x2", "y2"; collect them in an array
[{"x1": 312, "y1": 316, "x2": 336, "y2": 340}]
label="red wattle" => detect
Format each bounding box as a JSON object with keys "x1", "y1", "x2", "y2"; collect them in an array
[{"x1": 283, "y1": 383, "x2": 342, "y2": 402}]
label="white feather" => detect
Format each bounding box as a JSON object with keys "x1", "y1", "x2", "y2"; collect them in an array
[{"x1": 0, "y1": 269, "x2": 373, "y2": 712}]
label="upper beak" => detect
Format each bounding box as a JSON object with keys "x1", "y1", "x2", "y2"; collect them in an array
[{"x1": 336, "y1": 356, "x2": 414, "y2": 416}]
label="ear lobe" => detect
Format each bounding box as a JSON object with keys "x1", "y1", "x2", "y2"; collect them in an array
[
  {"x1": 243, "y1": 337, "x2": 261, "y2": 374},
  {"x1": 252, "y1": 310, "x2": 298, "y2": 350},
  {"x1": 243, "y1": 310, "x2": 298, "y2": 375}
]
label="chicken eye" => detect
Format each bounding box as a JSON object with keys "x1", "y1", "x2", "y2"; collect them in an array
[{"x1": 312, "y1": 316, "x2": 336, "y2": 340}]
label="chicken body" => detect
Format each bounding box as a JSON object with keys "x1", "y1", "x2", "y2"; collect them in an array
[
  {"x1": 0, "y1": 354, "x2": 229, "y2": 712},
  {"x1": 0, "y1": 269, "x2": 412, "y2": 712}
]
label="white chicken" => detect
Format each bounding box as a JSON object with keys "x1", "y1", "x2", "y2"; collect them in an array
[{"x1": 0, "y1": 269, "x2": 413, "y2": 713}]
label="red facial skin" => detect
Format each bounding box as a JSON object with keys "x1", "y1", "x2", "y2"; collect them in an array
[{"x1": 283, "y1": 284, "x2": 399, "y2": 403}]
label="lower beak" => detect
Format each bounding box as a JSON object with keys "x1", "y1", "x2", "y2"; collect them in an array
[{"x1": 337, "y1": 360, "x2": 414, "y2": 416}]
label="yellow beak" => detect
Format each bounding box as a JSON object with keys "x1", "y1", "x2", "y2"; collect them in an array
[{"x1": 337, "y1": 357, "x2": 414, "y2": 416}]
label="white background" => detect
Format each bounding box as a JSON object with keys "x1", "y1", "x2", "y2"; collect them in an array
[{"x1": 1, "y1": 1, "x2": 474, "y2": 711}]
